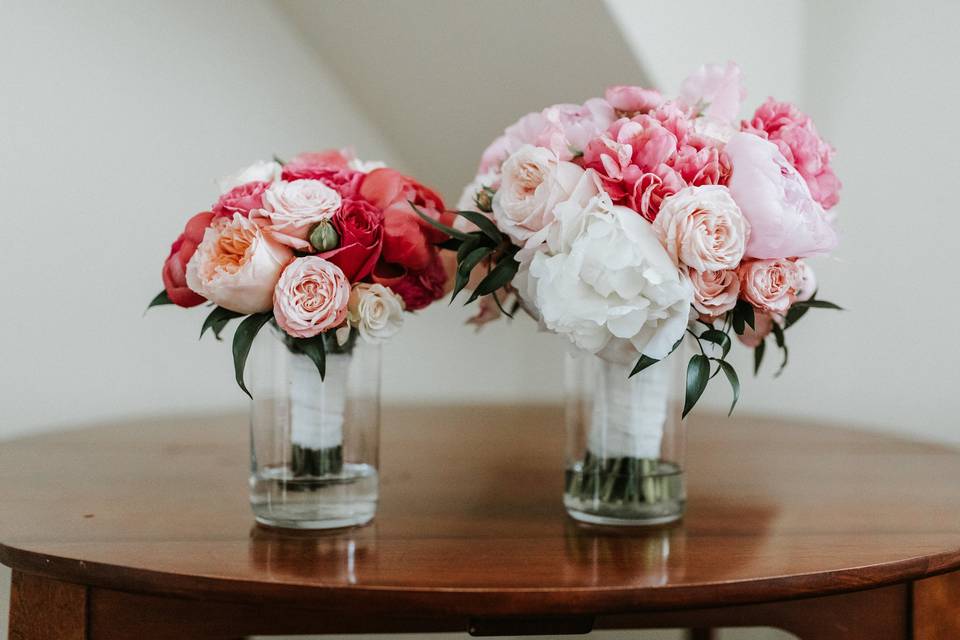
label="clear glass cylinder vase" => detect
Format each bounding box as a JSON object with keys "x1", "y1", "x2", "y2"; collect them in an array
[
  {"x1": 248, "y1": 327, "x2": 380, "y2": 530},
  {"x1": 564, "y1": 350, "x2": 686, "y2": 526}
]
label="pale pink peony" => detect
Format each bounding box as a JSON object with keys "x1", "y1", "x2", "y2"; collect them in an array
[
  {"x1": 689, "y1": 268, "x2": 740, "y2": 317},
  {"x1": 743, "y1": 98, "x2": 840, "y2": 209},
  {"x1": 605, "y1": 85, "x2": 664, "y2": 116},
  {"x1": 256, "y1": 180, "x2": 342, "y2": 250},
  {"x1": 185, "y1": 214, "x2": 293, "y2": 314},
  {"x1": 725, "y1": 132, "x2": 838, "y2": 259},
  {"x1": 273, "y1": 257, "x2": 351, "y2": 338},
  {"x1": 678, "y1": 62, "x2": 746, "y2": 124},
  {"x1": 737, "y1": 259, "x2": 800, "y2": 315},
  {"x1": 476, "y1": 99, "x2": 615, "y2": 172},
  {"x1": 653, "y1": 185, "x2": 749, "y2": 272}
]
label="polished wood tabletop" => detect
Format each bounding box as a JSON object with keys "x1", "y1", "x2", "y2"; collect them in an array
[{"x1": 2, "y1": 406, "x2": 960, "y2": 638}]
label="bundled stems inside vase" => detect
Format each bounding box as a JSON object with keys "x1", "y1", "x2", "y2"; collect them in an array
[{"x1": 563, "y1": 353, "x2": 686, "y2": 526}]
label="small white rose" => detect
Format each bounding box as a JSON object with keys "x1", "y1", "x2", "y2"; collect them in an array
[
  {"x1": 216, "y1": 160, "x2": 281, "y2": 194},
  {"x1": 347, "y1": 158, "x2": 386, "y2": 174},
  {"x1": 348, "y1": 283, "x2": 405, "y2": 344}
]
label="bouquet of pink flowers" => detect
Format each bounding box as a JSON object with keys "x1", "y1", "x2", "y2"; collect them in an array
[
  {"x1": 428, "y1": 62, "x2": 842, "y2": 416},
  {"x1": 150, "y1": 149, "x2": 452, "y2": 394}
]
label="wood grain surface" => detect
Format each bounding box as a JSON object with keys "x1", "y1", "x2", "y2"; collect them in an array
[{"x1": 1, "y1": 405, "x2": 959, "y2": 619}]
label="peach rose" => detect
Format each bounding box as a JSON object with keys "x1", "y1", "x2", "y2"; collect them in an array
[
  {"x1": 257, "y1": 180, "x2": 342, "y2": 250},
  {"x1": 185, "y1": 214, "x2": 293, "y2": 314},
  {"x1": 737, "y1": 259, "x2": 800, "y2": 314},
  {"x1": 273, "y1": 257, "x2": 351, "y2": 338},
  {"x1": 689, "y1": 268, "x2": 740, "y2": 317},
  {"x1": 654, "y1": 185, "x2": 749, "y2": 272}
]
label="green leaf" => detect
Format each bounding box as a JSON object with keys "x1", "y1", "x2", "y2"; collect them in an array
[
  {"x1": 456, "y1": 234, "x2": 482, "y2": 262},
  {"x1": 784, "y1": 304, "x2": 810, "y2": 329},
  {"x1": 683, "y1": 354, "x2": 711, "y2": 418},
  {"x1": 231, "y1": 313, "x2": 273, "y2": 398},
  {"x1": 754, "y1": 340, "x2": 766, "y2": 376},
  {"x1": 698, "y1": 329, "x2": 732, "y2": 358},
  {"x1": 770, "y1": 323, "x2": 789, "y2": 377},
  {"x1": 295, "y1": 334, "x2": 327, "y2": 380},
  {"x1": 409, "y1": 202, "x2": 472, "y2": 241},
  {"x1": 147, "y1": 290, "x2": 172, "y2": 309},
  {"x1": 452, "y1": 246, "x2": 493, "y2": 302},
  {"x1": 437, "y1": 238, "x2": 462, "y2": 252},
  {"x1": 718, "y1": 360, "x2": 741, "y2": 416},
  {"x1": 629, "y1": 355, "x2": 659, "y2": 377},
  {"x1": 452, "y1": 210, "x2": 503, "y2": 245},
  {"x1": 468, "y1": 256, "x2": 519, "y2": 303},
  {"x1": 488, "y1": 291, "x2": 514, "y2": 319},
  {"x1": 731, "y1": 307, "x2": 745, "y2": 335},
  {"x1": 272, "y1": 154, "x2": 286, "y2": 166},
  {"x1": 201, "y1": 306, "x2": 244, "y2": 341},
  {"x1": 795, "y1": 299, "x2": 844, "y2": 310}
]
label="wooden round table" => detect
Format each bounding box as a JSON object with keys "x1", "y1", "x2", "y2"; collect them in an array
[{"x1": 1, "y1": 407, "x2": 959, "y2": 639}]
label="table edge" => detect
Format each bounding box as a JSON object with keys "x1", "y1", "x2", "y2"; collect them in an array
[{"x1": 4, "y1": 541, "x2": 960, "y2": 616}]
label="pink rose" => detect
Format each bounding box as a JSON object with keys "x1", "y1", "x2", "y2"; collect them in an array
[
  {"x1": 319, "y1": 198, "x2": 384, "y2": 282},
  {"x1": 737, "y1": 311, "x2": 775, "y2": 348},
  {"x1": 213, "y1": 181, "x2": 269, "y2": 218},
  {"x1": 743, "y1": 98, "x2": 840, "y2": 209},
  {"x1": 185, "y1": 214, "x2": 293, "y2": 314},
  {"x1": 673, "y1": 137, "x2": 731, "y2": 186},
  {"x1": 725, "y1": 132, "x2": 838, "y2": 259},
  {"x1": 690, "y1": 268, "x2": 740, "y2": 317},
  {"x1": 273, "y1": 257, "x2": 351, "y2": 338},
  {"x1": 653, "y1": 185, "x2": 749, "y2": 272},
  {"x1": 162, "y1": 211, "x2": 214, "y2": 307},
  {"x1": 372, "y1": 250, "x2": 449, "y2": 311},
  {"x1": 256, "y1": 179, "x2": 342, "y2": 250},
  {"x1": 678, "y1": 62, "x2": 746, "y2": 124},
  {"x1": 605, "y1": 85, "x2": 664, "y2": 116},
  {"x1": 359, "y1": 168, "x2": 451, "y2": 271},
  {"x1": 737, "y1": 259, "x2": 800, "y2": 315}
]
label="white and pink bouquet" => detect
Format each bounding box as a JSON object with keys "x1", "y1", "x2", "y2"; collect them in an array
[
  {"x1": 150, "y1": 149, "x2": 453, "y2": 393},
  {"x1": 427, "y1": 63, "x2": 842, "y2": 416}
]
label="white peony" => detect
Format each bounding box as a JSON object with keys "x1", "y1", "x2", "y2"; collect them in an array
[
  {"x1": 653, "y1": 185, "x2": 749, "y2": 272},
  {"x1": 516, "y1": 195, "x2": 693, "y2": 363},
  {"x1": 492, "y1": 145, "x2": 598, "y2": 245},
  {"x1": 216, "y1": 160, "x2": 281, "y2": 194},
  {"x1": 347, "y1": 283, "x2": 404, "y2": 344}
]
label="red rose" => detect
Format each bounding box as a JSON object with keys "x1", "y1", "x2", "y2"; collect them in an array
[
  {"x1": 319, "y1": 199, "x2": 384, "y2": 282},
  {"x1": 213, "y1": 181, "x2": 269, "y2": 218},
  {"x1": 359, "y1": 168, "x2": 453, "y2": 271},
  {"x1": 162, "y1": 211, "x2": 214, "y2": 307},
  {"x1": 373, "y1": 249, "x2": 450, "y2": 311}
]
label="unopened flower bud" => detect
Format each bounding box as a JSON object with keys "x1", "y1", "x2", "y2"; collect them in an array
[{"x1": 309, "y1": 220, "x2": 339, "y2": 252}]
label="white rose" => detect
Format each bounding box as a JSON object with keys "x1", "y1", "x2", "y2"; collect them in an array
[
  {"x1": 454, "y1": 171, "x2": 500, "y2": 233},
  {"x1": 216, "y1": 160, "x2": 281, "y2": 194},
  {"x1": 258, "y1": 179, "x2": 342, "y2": 250},
  {"x1": 347, "y1": 283, "x2": 404, "y2": 344},
  {"x1": 795, "y1": 259, "x2": 817, "y2": 301},
  {"x1": 654, "y1": 185, "x2": 749, "y2": 272},
  {"x1": 492, "y1": 145, "x2": 597, "y2": 245},
  {"x1": 185, "y1": 214, "x2": 293, "y2": 314},
  {"x1": 516, "y1": 196, "x2": 693, "y2": 363}
]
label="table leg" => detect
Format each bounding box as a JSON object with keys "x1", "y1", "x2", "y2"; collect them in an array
[
  {"x1": 913, "y1": 571, "x2": 960, "y2": 639},
  {"x1": 8, "y1": 571, "x2": 87, "y2": 640}
]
